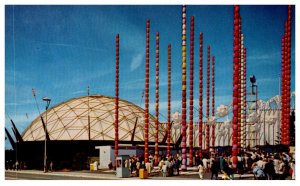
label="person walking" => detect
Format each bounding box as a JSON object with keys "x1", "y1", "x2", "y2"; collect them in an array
[
  {"x1": 49, "y1": 161, "x2": 53, "y2": 172},
  {"x1": 289, "y1": 160, "x2": 295, "y2": 180},
  {"x1": 264, "y1": 159, "x2": 275, "y2": 180},
  {"x1": 15, "y1": 161, "x2": 19, "y2": 171},
  {"x1": 278, "y1": 159, "x2": 286, "y2": 180},
  {"x1": 162, "y1": 161, "x2": 167, "y2": 177},
  {"x1": 198, "y1": 160, "x2": 204, "y2": 180},
  {"x1": 174, "y1": 158, "x2": 181, "y2": 175},
  {"x1": 252, "y1": 162, "x2": 266, "y2": 180},
  {"x1": 210, "y1": 159, "x2": 219, "y2": 180},
  {"x1": 202, "y1": 157, "x2": 208, "y2": 173},
  {"x1": 221, "y1": 159, "x2": 233, "y2": 180}
]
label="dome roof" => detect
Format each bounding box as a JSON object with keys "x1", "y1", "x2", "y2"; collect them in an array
[{"x1": 22, "y1": 95, "x2": 167, "y2": 142}]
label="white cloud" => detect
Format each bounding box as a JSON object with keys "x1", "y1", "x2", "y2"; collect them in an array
[
  {"x1": 130, "y1": 53, "x2": 144, "y2": 71},
  {"x1": 247, "y1": 51, "x2": 281, "y2": 64}
]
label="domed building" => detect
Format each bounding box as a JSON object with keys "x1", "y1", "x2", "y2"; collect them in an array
[
  {"x1": 16, "y1": 95, "x2": 176, "y2": 170},
  {"x1": 23, "y1": 95, "x2": 166, "y2": 143}
]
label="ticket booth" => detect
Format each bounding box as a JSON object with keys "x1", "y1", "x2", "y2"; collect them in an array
[{"x1": 116, "y1": 155, "x2": 130, "y2": 178}]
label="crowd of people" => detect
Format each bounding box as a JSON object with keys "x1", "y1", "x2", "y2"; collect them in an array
[
  {"x1": 118, "y1": 154, "x2": 182, "y2": 177},
  {"x1": 117, "y1": 150, "x2": 295, "y2": 180},
  {"x1": 197, "y1": 151, "x2": 295, "y2": 180}
]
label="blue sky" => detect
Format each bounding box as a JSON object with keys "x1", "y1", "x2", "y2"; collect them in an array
[{"x1": 5, "y1": 5, "x2": 295, "y2": 149}]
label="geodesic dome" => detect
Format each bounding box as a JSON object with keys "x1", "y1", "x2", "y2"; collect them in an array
[{"x1": 22, "y1": 95, "x2": 166, "y2": 142}]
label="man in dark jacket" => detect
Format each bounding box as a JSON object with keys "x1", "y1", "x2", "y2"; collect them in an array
[
  {"x1": 264, "y1": 159, "x2": 275, "y2": 180},
  {"x1": 211, "y1": 159, "x2": 220, "y2": 180}
]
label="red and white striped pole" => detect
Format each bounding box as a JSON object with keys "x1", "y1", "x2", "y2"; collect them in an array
[
  {"x1": 167, "y1": 44, "x2": 171, "y2": 157},
  {"x1": 240, "y1": 34, "x2": 244, "y2": 150},
  {"x1": 205, "y1": 45, "x2": 210, "y2": 152},
  {"x1": 189, "y1": 16, "x2": 194, "y2": 167},
  {"x1": 237, "y1": 16, "x2": 242, "y2": 152},
  {"x1": 286, "y1": 5, "x2": 292, "y2": 145},
  {"x1": 181, "y1": 5, "x2": 187, "y2": 171},
  {"x1": 243, "y1": 47, "x2": 247, "y2": 149},
  {"x1": 154, "y1": 32, "x2": 160, "y2": 166},
  {"x1": 199, "y1": 32, "x2": 203, "y2": 158},
  {"x1": 232, "y1": 5, "x2": 240, "y2": 169},
  {"x1": 114, "y1": 34, "x2": 119, "y2": 167},
  {"x1": 282, "y1": 21, "x2": 288, "y2": 145},
  {"x1": 144, "y1": 19, "x2": 150, "y2": 163},
  {"x1": 280, "y1": 33, "x2": 286, "y2": 145},
  {"x1": 211, "y1": 56, "x2": 215, "y2": 149}
]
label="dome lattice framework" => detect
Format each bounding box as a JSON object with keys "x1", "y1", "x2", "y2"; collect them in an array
[{"x1": 22, "y1": 95, "x2": 167, "y2": 142}]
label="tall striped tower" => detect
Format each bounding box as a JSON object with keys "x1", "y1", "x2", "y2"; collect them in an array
[
  {"x1": 232, "y1": 5, "x2": 240, "y2": 169},
  {"x1": 189, "y1": 16, "x2": 194, "y2": 167},
  {"x1": 240, "y1": 34, "x2": 244, "y2": 150},
  {"x1": 181, "y1": 5, "x2": 187, "y2": 171},
  {"x1": 154, "y1": 32, "x2": 160, "y2": 166},
  {"x1": 114, "y1": 34, "x2": 119, "y2": 167},
  {"x1": 198, "y1": 32, "x2": 203, "y2": 158},
  {"x1": 167, "y1": 44, "x2": 171, "y2": 157},
  {"x1": 205, "y1": 45, "x2": 210, "y2": 152},
  {"x1": 211, "y1": 56, "x2": 215, "y2": 148},
  {"x1": 144, "y1": 19, "x2": 150, "y2": 163}
]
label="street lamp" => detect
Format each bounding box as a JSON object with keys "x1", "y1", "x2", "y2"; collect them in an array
[{"x1": 42, "y1": 96, "x2": 51, "y2": 173}]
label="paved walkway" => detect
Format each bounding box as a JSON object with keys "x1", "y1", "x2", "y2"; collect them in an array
[{"x1": 5, "y1": 168, "x2": 255, "y2": 180}]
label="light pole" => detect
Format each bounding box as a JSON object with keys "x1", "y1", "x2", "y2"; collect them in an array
[{"x1": 42, "y1": 96, "x2": 51, "y2": 173}]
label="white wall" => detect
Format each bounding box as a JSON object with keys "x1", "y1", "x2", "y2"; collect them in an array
[
  {"x1": 98, "y1": 146, "x2": 112, "y2": 169},
  {"x1": 96, "y1": 146, "x2": 140, "y2": 168}
]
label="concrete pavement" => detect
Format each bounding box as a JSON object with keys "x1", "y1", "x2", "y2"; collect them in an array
[{"x1": 5, "y1": 168, "x2": 255, "y2": 180}]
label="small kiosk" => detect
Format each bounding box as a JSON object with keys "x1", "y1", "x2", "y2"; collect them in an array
[{"x1": 116, "y1": 155, "x2": 130, "y2": 178}]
